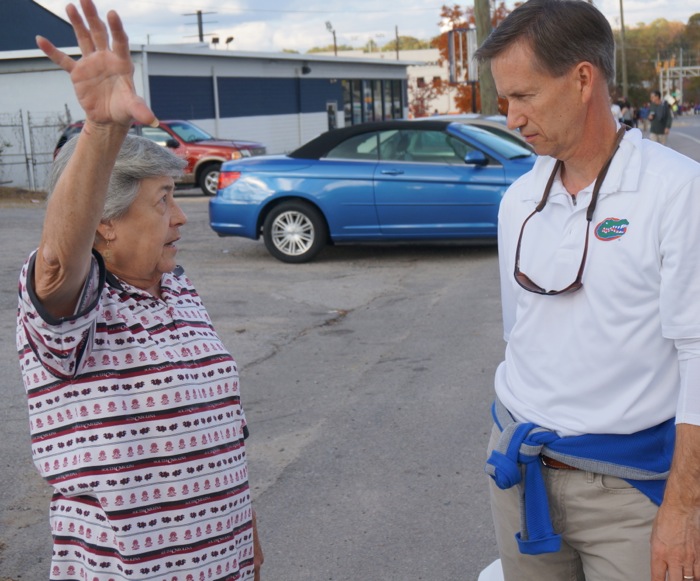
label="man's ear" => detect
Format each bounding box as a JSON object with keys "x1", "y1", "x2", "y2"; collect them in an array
[{"x1": 575, "y1": 61, "x2": 595, "y2": 101}]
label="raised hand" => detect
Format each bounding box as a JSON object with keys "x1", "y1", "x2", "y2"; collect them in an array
[{"x1": 36, "y1": 0, "x2": 156, "y2": 128}]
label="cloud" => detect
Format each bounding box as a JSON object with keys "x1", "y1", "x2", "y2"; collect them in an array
[{"x1": 33, "y1": 0, "x2": 699, "y2": 52}]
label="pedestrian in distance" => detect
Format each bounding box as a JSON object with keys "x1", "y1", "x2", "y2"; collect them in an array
[
  {"x1": 638, "y1": 101, "x2": 651, "y2": 135},
  {"x1": 649, "y1": 89, "x2": 673, "y2": 145},
  {"x1": 475, "y1": 0, "x2": 700, "y2": 580},
  {"x1": 16, "y1": 1, "x2": 263, "y2": 579}
]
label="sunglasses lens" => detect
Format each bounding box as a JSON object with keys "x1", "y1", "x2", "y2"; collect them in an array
[
  {"x1": 515, "y1": 272, "x2": 545, "y2": 294},
  {"x1": 515, "y1": 271, "x2": 583, "y2": 296}
]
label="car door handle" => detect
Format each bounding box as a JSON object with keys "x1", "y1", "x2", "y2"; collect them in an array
[{"x1": 380, "y1": 169, "x2": 404, "y2": 175}]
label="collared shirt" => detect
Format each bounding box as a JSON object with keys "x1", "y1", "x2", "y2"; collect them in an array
[
  {"x1": 495, "y1": 127, "x2": 700, "y2": 436},
  {"x1": 17, "y1": 251, "x2": 254, "y2": 581}
]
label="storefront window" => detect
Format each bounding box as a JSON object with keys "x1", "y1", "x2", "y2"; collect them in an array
[
  {"x1": 352, "y1": 80, "x2": 363, "y2": 125},
  {"x1": 373, "y1": 80, "x2": 383, "y2": 121},
  {"x1": 341, "y1": 79, "x2": 404, "y2": 125},
  {"x1": 342, "y1": 80, "x2": 352, "y2": 126},
  {"x1": 392, "y1": 80, "x2": 403, "y2": 119},
  {"x1": 383, "y1": 81, "x2": 393, "y2": 120}
]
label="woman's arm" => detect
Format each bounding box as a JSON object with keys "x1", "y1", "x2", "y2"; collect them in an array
[{"x1": 34, "y1": 0, "x2": 157, "y2": 318}]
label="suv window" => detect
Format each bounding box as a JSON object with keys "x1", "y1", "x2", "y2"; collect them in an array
[
  {"x1": 165, "y1": 121, "x2": 213, "y2": 143},
  {"x1": 141, "y1": 126, "x2": 175, "y2": 147}
]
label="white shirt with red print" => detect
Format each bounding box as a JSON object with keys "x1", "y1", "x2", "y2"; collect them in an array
[{"x1": 17, "y1": 251, "x2": 254, "y2": 581}]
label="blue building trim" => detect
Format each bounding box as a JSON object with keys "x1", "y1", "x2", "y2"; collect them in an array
[
  {"x1": 149, "y1": 76, "x2": 215, "y2": 120},
  {"x1": 217, "y1": 77, "x2": 298, "y2": 117},
  {"x1": 149, "y1": 75, "x2": 394, "y2": 121},
  {"x1": 217, "y1": 77, "x2": 344, "y2": 117},
  {"x1": 298, "y1": 79, "x2": 345, "y2": 114}
]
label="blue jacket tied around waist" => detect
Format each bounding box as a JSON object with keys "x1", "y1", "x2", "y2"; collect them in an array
[{"x1": 485, "y1": 399, "x2": 675, "y2": 555}]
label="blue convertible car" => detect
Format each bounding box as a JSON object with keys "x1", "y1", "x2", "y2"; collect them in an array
[{"x1": 209, "y1": 120, "x2": 535, "y2": 263}]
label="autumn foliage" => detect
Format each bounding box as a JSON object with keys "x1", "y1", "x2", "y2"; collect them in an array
[
  {"x1": 413, "y1": 4, "x2": 700, "y2": 116},
  {"x1": 425, "y1": 3, "x2": 514, "y2": 115}
]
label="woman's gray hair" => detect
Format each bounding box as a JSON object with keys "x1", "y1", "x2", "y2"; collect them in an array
[
  {"x1": 49, "y1": 132, "x2": 187, "y2": 221},
  {"x1": 475, "y1": 0, "x2": 616, "y2": 86}
]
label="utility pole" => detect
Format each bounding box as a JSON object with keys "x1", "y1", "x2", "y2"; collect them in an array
[
  {"x1": 184, "y1": 10, "x2": 216, "y2": 42},
  {"x1": 395, "y1": 26, "x2": 400, "y2": 60},
  {"x1": 618, "y1": 0, "x2": 629, "y2": 98},
  {"x1": 474, "y1": 0, "x2": 497, "y2": 114},
  {"x1": 326, "y1": 22, "x2": 338, "y2": 56}
]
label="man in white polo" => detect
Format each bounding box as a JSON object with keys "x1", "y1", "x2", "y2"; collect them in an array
[{"x1": 475, "y1": 1, "x2": 700, "y2": 580}]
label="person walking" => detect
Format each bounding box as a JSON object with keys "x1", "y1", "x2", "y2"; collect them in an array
[
  {"x1": 475, "y1": 1, "x2": 700, "y2": 580},
  {"x1": 638, "y1": 101, "x2": 651, "y2": 135},
  {"x1": 649, "y1": 89, "x2": 673, "y2": 145}
]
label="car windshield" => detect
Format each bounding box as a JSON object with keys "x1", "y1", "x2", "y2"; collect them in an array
[
  {"x1": 452, "y1": 123, "x2": 534, "y2": 160},
  {"x1": 166, "y1": 121, "x2": 215, "y2": 143}
]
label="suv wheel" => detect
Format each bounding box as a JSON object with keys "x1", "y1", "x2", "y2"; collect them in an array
[
  {"x1": 199, "y1": 163, "x2": 221, "y2": 196},
  {"x1": 263, "y1": 201, "x2": 328, "y2": 263}
]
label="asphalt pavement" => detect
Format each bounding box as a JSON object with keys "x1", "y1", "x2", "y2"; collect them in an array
[{"x1": 0, "y1": 117, "x2": 698, "y2": 580}]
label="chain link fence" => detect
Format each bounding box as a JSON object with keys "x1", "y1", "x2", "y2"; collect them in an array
[{"x1": 0, "y1": 107, "x2": 71, "y2": 191}]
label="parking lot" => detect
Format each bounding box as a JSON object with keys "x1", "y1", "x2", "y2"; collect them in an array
[
  {"x1": 1, "y1": 119, "x2": 698, "y2": 580},
  {"x1": 0, "y1": 194, "x2": 502, "y2": 580}
]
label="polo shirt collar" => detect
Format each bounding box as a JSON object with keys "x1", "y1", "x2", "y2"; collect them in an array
[{"x1": 522, "y1": 127, "x2": 643, "y2": 203}]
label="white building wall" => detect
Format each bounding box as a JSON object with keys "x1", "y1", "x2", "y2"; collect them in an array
[
  {"x1": 0, "y1": 46, "x2": 408, "y2": 187},
  {"x1": 196, "y1": 112, "x2": 330, "y2": 156},
  {"x1": 0, "y1": 60, "x2": 147, "y2": 126}
]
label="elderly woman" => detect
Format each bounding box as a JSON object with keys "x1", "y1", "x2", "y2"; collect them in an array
[{"x1": 16, "y1": 1, "x2": 262, "y2": 579}]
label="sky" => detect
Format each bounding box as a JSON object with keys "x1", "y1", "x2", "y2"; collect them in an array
[{"x1": 34, "y1": 0, "x2": 699, "y2": 53}]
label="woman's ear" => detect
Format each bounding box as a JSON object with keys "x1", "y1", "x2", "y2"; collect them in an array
[{"x1": 96, "y1": 220, "x2": 115, "y2": 244}]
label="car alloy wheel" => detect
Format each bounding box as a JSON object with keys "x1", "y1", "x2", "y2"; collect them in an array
[
  {"x1": 199, "y1": 164, "x2": 221, "y2": 196},
  {"x1": 263, "y1": 201, "x2": 327, "y2": 263}
]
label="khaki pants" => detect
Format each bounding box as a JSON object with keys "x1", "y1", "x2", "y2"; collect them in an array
[
  {"x1": 487, "y1": 426, "x2": 658, "y2": 581},
  {"x1": 649, "y1": 132, "x2": 668, "y2": 145}
]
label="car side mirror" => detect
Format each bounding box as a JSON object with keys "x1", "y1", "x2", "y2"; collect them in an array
[
  {"x1": 165, "y1": 139, "x2": 180, "y2": 149},
  {"x1": 464, "y1": 150, "x2": 488, "y2": 166}
]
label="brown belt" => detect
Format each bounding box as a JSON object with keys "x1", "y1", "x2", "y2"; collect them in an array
[{"x1": 540, "y1": 455, "x2": 580, "y2": 470}]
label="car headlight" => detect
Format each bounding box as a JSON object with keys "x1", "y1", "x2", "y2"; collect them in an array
[
  {"x1": 230, "y1": 150, "x2": 242, "y2": 160},
  {"x1": 240, "y1": 149, "x2": 252, "y2": 157}
]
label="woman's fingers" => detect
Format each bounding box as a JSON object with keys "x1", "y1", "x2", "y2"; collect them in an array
[
  {"x1": 35, "y1": 35, "x2": 75, "y2": 73},
  {"x1": 65, "y1": 3, "x2": 95, "y2": 55},
  {"x1": 107, "y1": 10, "x2": 130, "y2": 61},
  {"x1": 79, "y1": 0, "x2": 111, "y2": 51},
  {"x1": 128, "y1": 96, "x2": 159, "y2": 128}
]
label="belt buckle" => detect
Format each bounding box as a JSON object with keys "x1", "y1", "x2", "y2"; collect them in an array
[{"x1": 540, "y1": 455, "x2": 578, "y2": 470}]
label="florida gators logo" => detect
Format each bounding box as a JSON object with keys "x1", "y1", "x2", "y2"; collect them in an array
[{"x1": 595, "y1": 217, "x2": 629, "y2": 241}]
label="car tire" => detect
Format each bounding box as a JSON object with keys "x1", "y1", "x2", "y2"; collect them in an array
[
  {"x1": 262, "y1": 201, "x2": 328, "y2": 263},
  {"x1": 199, "y1": 163, "x2": 221, "y2": 196}
]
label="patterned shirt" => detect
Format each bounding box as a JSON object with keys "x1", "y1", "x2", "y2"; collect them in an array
[{"x1": 17, "y1": 251, "x2": 254, "y2": 581}]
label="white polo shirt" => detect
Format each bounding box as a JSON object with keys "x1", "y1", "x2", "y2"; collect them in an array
[{"x1": 495, "y1": 127, "x2": 700, "y2": 436}]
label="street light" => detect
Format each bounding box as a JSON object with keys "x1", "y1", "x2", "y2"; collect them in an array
[
  {"x1": 326, "y1": 21, "x2": 337, "y2": 56},
  {"x1": 225, "y1": 36, "x2": 234, "y2": 49}
]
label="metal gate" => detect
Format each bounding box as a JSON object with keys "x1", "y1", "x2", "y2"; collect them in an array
[{"x1": 0, "y1": 108, "x2": 70, "y2": 191}]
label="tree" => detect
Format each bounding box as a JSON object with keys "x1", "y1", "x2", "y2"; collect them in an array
[
  {"x1": 685, "y1": 14, "x2": 700, "y2": 103},
  {"x1": 382, "y1": 36, "x2": 432, "y2": 51},
  {"x1": 430, "y1": 3, "x2": 513, "y2": 114},
  {"x1": 612, "y1": 18, "x2": 693, "y2": 105},
  {"x1": 409, "y1": 78, "x2": 444, "y2": 118},
  {"x1": 307, "y1": 44, "x2": 354, "y2": 53}
]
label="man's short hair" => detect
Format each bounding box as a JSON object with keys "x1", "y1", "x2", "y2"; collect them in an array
[{"x1": 475, "y1": 0, "x2": 616, "y2": 86}]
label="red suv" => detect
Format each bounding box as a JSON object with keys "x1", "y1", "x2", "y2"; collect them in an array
[{"x1": 54, "y1": 120, "x2": 267, "y2": 195}]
